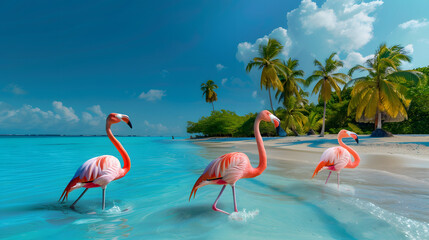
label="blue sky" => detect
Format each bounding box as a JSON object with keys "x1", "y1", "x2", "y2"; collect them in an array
[{"x1": 1, "y1": 0, "x2": 428, "y2": 136}]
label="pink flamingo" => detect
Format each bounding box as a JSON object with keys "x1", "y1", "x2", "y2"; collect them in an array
[
  {"x1": 312, "y1": 129, "x2": 360, "y2": 188},
  {"x1": 189, "y1": 110, "x2": 280, "y2": 215},
  {"x1": 59, "y1": 113, "x2": 132, "y2": 210}
]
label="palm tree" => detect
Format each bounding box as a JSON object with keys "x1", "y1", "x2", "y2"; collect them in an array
[
  {"x1": 246, "y1": 38, "x2": 287, "y2": 114},
  {"x1": 201, "y1": 80, "x2": 218, "y2": 111},
  {"x1": 305, "y1": 52, "x2": 349, "y2": 137},
  {"x1": 275, "y1": 58, "x2": 305, "y2": 106},
  {"x1": 305, "y1": 111, "x2": 323, "y2": 135},
  {"x1": 348, "y1": 44, "x2": 422, "y2": 134},
  {"x1": 281, "y1": 96, "x2": 308, "y2": 136}
]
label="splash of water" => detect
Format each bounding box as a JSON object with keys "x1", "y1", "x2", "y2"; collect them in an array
[{"x1": 228, "y1": 209, "x2": 259, "y2": 222}]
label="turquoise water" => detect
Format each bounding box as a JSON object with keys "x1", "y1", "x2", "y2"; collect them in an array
[{"x1": 0, "y1": 137, "x2": 428, "y2": 239}]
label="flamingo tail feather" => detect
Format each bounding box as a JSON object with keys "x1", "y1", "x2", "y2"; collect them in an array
[
  {"x1": 312, "y1": 161, "x2": 330, "y2": 178},
  {"x1": 59, "y1": 178, "x2": 79, "y2": 202}
]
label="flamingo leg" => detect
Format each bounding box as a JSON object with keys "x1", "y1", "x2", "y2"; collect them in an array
[
  {"x1": 212, "y1": 185, "x2": 229, "y2": 215},
  {"x1": 102, "y1": 188, "x2": 106, "y2": 210},
  {"x1": 70, "y1": 188, "x2": 88, "y2": 208},
  {"x1": 325, "y1": 171, "x2": 332, "y2": 184},
  {"x1": 337, "y1": 173, "x2": 340, "y2": 189},
  {"x1": 232, "y1": 184, "x2": 238, "y2": 212}
]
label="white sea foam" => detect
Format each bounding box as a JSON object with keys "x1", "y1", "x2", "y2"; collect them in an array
[
  {"x1": 228, "y1": 209, "x2": 259, "y2": 222},
  {"x1": 351, "y1": 199, "x2": 429, "y2": 240},
  {"x1": 73, "y1": 218, "x2": 103, "y2": 225}
]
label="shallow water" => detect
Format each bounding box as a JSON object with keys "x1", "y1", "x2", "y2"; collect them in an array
[{"x1": 0, "y1": 137, "x2": 428, "y2": 239}]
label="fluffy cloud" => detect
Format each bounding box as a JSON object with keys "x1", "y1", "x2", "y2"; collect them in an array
[
  {"x1": 0, "y1": 102, "x2": 59, "y2": 129},
  {"x1": 399, "y1": 19, "x2": 429, "y2": 30},
  {"x1": 143, "y1": 120, "x2": 168, "y2": 133},
  {"x1": 139, "y1": 89, "x2": 166, "y2": 102},
  {"x1": 404, "y1": 44, "x2": 414, "y2": 55},
  {"x1": 216, "y1": 64, "x2": 225, "y2": 71},
  {"x1": 236, "y1": 27, "x2": 291, "y2": 64},
  {"x1": 52, "y1": 101, "x2": 79, "y2": 123},
  {"x1": 221, "y1": 78, "x2": 228, "y2": 85},
  {"x1": 252, "y1": 91, "x2": 257, "y2": 98},
  {"x1": 343, "y1": 51, "x2": 374, "y2": 68},
  {"x1": 3, "y1": 84, "x2": 26, "y2": 95},
  {"x1": 287, "y1": 0, "x2": 383, "y2": 54},
  {"x1": 82, "y1": 105, "x2": 106, "y2": 126}
]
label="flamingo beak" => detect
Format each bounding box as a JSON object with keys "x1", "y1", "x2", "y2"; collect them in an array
[
  {"x1": 354, "y1": 135, "x2": 359, "y2": 144},
  {"x1": 120, "y1": 115, "x2": 132, "y2": 129},
  {"x1": 270, "y1": 114, "x2": 280, "y2": 128},
  {"x1": 127, "y1": 121, "x2": 133, "y2": 129}
]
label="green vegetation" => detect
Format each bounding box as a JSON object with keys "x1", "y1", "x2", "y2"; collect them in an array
[{"x1": 191, "y1": 40, "x2": 428, "y2": 138}]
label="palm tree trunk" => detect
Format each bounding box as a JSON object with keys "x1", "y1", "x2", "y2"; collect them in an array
[
  {"x1": 268, "y1": 88, "x2": 275, "y2": 115},
  {"x1": 212, "y1": 102, "x2": 215, "y2": 112},
  {"x1": 320, "y1": 100, "x2": 326, "y2": 137},
  {"x1": 376, "y1": 109, "x2": 382, "y2": 129}
]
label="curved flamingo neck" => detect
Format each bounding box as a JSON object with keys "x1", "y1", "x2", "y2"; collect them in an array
[
  {"x1": 106, "y1": 122, "x2": 130, "y2": 178},
  {"x1": 339, "y1": 136, "x2": 360, "y2": 168},
  {"x1": 248, "y1": 116, "x2": 267, "y2": 178}
]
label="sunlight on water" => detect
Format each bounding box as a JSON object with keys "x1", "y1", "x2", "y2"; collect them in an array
[{"x1": 228, "y1": 209, "x2": 259, "y2": 222}]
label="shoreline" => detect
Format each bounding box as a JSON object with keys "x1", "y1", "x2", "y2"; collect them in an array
[{"x1": 193, "y1": 134, "x2": 429, "y2": 182}]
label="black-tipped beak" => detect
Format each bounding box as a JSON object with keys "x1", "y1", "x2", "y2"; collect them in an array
[
  {"x1": 355, "y1": 137, "x2": 359, "y2": 144},
  {"x1": 127, "y1": 121, "x2": 133, "y2": 129}
]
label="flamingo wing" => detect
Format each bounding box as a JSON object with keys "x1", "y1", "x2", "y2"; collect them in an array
[
  {"x1": 189, "y1": 152, "x2": 249, "y2": 200},
  {"x1": 59, "y1": 155, "x2": 121, "y2": 202},
  {"x1": 312, "y1": 147, "x2": 351, "y2": 178}
]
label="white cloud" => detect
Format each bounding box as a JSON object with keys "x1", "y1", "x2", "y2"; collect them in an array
[
  {"x1": 343, "y1": 51, "x2": 374, "y2": 68},
  {"x1": 216, "y1": 64, "x2": 225, "y2": 71},
  {"x1": 0, "y1": 103, "x2": 60, "y2": 129},
  {"x1": 236, "y1": 27, "x2": 291, "y2": 64},
  {"x1": 138, "y1": 89, "x2": 166, "y2": 101},
  {"x1": 221, "y1": 78, "x2": 228, "y2": 85},
  {"x1": 260, "y1": 100, "x2": 265, "y2": 106},
  {"x1": 404, "y1": 44, "x2": 414, "y2": 55},
  {"x1": 399, "y1": 19, "x2": 429, "y2": 30},
  {"x1": 161, "y1": 69, "x2": 169, "y2": 78},
  {"x1": 82, "y1": 105, "x2": 106, "y2": 126},
  {"x1": 252, "y1": 91, "x2": 257, "y2": 98},
  {"x1": 3, "y1": 84, "x2": 26, "y2": 95},
  {"x1": 143, "y1": 120, "x2": 168, "y2": 133},
  {"x1": 287, "y1": 0, "x2": 383, "y2": 53},
  {"x1": 52, "y1": 101, "x2": 79, "y2": 123}
]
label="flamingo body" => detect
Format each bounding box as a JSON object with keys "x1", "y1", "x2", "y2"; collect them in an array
[
  {"x1": 312, "y1": 146, "x2": 351, "y2": 177},
  {"x1": 190, "y1": 152, "x2": 251, "y2": 199},
  {"x1": 60, "y1": 155, "x2": 125, "y2": 202}
]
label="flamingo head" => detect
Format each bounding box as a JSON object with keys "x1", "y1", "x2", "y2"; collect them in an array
[
  {"x1": 339, "y1": 129, "x2": 358, "y2": 144},
  {"x1": 259, "y1": 110, "x2": 280, "y2": 128},
  {"x1": 107, "y1": 113, "x2": 133, "y2": 128}
]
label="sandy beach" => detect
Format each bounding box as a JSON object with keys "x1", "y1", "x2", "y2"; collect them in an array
[{"x1": 193, "y1": 135, "x2": 429, "y2": 227}]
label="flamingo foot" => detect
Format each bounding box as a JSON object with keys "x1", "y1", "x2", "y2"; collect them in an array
[{"x1": 212, "y1": 205, "x2": 230, "y2": 215}]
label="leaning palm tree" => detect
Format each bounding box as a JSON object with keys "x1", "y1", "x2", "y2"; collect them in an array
[
  {"x1": 246, "y1": 38, "x2": 287, "y2": 114},
  {"x1": 201, "y1": 80, "x2": 218, "y2": 111},
  {"x1": 282, "y1": 96, "x2": 308, "y2": 136},
  {"x1": 348, "y1": 44, "x2": 422, "y2": 135},
  {"x1": 275, "y1": 58, "x2": 305, "y2": 106},
  {"x1": 305, "y1": 53, "x2": 349, "y2": 137}
]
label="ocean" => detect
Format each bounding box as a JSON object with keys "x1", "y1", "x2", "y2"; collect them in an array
[{"x1": 0, "y1": 136, "x2": 428, "y2": 239}]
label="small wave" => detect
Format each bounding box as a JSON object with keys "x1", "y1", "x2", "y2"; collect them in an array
[
  {"x1": 228, "y1": 209, "x2": 259, "y2": 222},
  {"x1": 351, "y1": 199, "x2": 429, "y2": 240},
  {"x1": 73, "y1": 218, "x2": 103, "y2": 225}
]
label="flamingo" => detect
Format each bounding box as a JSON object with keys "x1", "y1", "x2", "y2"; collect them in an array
[
  {"x1": 312, "y1": 129, "x2": 360, "y2": 188},
  {"x1": 189, "y1": 110, "x2": 280, "y2": 215},
  {"x1": 59, "y1": 113, "x2": 132, "y2": 210}
]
